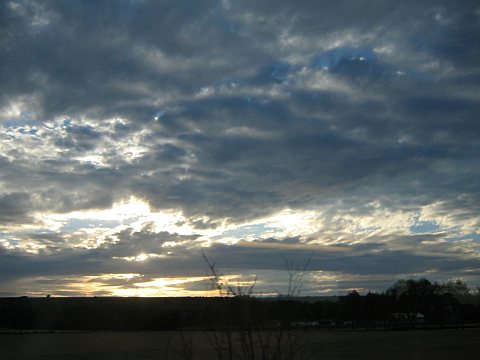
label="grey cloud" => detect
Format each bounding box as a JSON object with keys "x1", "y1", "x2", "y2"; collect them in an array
[
  {"x1": 0, "y1": 192, "x2": 32, "y2": 224},
  {"x1": 204, "y1": 240, "x2": 478, "y2": 277},
  {"x1": 1, "y1": 228, "x2": 479, "y2": 295},
  {"x1": 108, "y1": 225, "x2": 200, "y2": 257},
  {"x1": 0, "y1": 0, "x2": 479, "y2": 294}
]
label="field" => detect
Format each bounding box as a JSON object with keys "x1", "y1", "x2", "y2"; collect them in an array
[{"x1": 0, "y1": 329, "x2": 477, "y2": 360}]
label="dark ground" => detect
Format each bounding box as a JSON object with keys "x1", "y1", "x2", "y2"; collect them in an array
[{"x1": 0, "y1": 328, "x2": 477, "y2": 360}]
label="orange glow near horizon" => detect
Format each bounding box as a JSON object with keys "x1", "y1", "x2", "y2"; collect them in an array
[{"x1": 12, "y1": 274, "x2": 221, "y2": 298}]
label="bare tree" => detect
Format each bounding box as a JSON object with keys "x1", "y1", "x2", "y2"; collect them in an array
[{"x1": 200, "y1": 252, "x2": 317, "y2": 360}]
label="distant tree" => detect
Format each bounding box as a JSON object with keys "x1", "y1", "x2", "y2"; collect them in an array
[
  {"x1": 386, "y1": 278, "x2": 441, "y2": 317},
  {"x1": 364, "y1": 292, "x2": 388, "y2": 322},
  {"x1": 386, "y1": 279, "x2": 408, "y2": 299},
  {"x1": 441, "y1": 279, "x2": 471, "y2": 296},
  {"x1": 342, "y1": 290, "x2": 362, "y2": 323}
]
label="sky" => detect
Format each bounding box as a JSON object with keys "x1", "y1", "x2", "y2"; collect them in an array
[{"x1": 1, "y1": 0, "x2": 479, "y2": 297}]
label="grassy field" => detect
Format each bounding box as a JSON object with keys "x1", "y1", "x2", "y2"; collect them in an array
[{"x1": 0, "y1": 328, "x2": 477, "y2": 360}]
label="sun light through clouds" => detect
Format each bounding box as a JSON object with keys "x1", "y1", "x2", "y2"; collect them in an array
[
  {"x1": 9, "y1": 273, "x2": 222, "y2": 297},
  {"x1": 40, "y1": 196, "x2": 201, "y2": 239},
  {"x1": 105, "y1": 276, "x2": 215, "y2": 297}
]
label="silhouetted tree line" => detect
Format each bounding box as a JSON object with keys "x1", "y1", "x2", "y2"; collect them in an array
[
  {"x1": 316, "y1": 279, "x2": 480, "y2": 329},
  {"x1": 0, "y1": 278, "x2": 479, "y2": 331}
]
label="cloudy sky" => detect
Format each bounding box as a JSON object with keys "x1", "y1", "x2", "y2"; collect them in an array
[{"x1": 1, "y1": 0, "x2": 479, "y2": 297}]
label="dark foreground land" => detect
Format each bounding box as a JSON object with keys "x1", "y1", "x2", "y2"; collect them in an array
[
  {"x1": 0, "y1": 328, "x2": 478, "y2": 360},
  {"x1": 1, "y1": 280, "x2": 479, "y2": 359}
]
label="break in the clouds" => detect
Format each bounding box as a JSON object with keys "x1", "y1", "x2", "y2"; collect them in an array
[{"x1": 1, "y1": 0, "x2": 479, "y2": 296}]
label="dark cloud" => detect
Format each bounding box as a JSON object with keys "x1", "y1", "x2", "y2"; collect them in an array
[
  {"x1": 1, "y1": 225, "x2": 479, "y2": 294},
  {"x1": 0, "y1": 192, "x2": 32, "y2": 224},
  {"x1": 0, "y1": 0, "x2": 479, "y2": 295}
]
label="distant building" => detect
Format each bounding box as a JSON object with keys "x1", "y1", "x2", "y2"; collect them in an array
[{"x1": 390, "y1": 312, "x2": 425, "y2": 329}]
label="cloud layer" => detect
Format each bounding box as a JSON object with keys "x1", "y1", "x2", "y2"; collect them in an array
[{"x1": 1, "y1": 0, "x2": 479, "y2": 296}]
